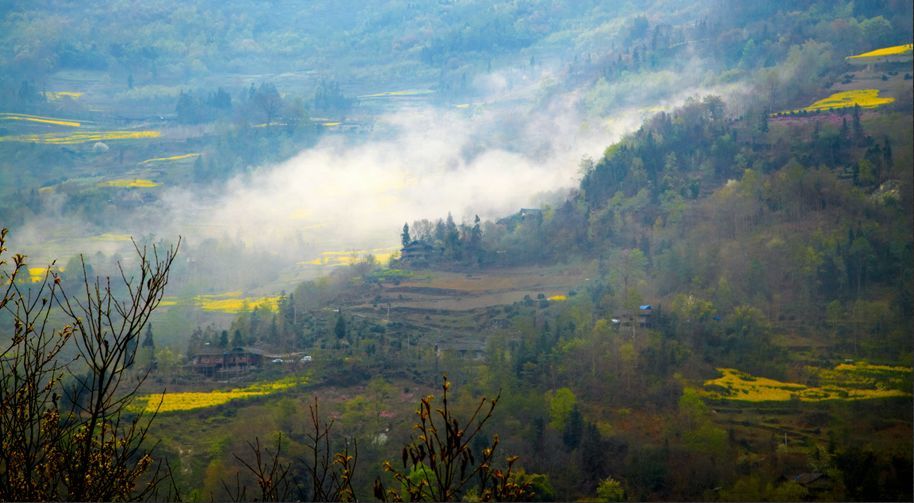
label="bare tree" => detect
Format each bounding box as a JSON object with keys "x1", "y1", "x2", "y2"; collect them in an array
[
  {"x1": 0, "y1": 228, "x2": 180, "y2": 501},
  {"x1": 373, "y1": 375, "x2": 530, "y2": 502},
  {"x1": 227, "y1": 397, "x2": 358, "y2": 502},
  {"x1": 303, "y1": 398, "x2": 358, "y2": 502},
  {"x1": 224, "y1": 435, "x2": 294, "y2": 502}
]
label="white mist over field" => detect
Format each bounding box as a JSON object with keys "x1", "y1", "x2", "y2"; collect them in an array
[
  {"x1": 11, "y1": 59, "x2": 745, "y2": 285},
  {"x1": 165, "y1": 67, "x2": 743, "y2": 262},
  {"x1": 163, "y1": 102, "x2": 609, "y2": 255}
]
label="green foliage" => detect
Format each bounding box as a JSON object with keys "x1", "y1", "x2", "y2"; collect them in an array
[
  {"x1": 334, "y1": 312, "x2": 347, "y2": 340},
  {"x1": 374, "y1": 376, "x2": 530, "y2": 502},
  {"x1": 596, "y1": 477, "x2": 625, "y2": 502},
  {"x1": 546, "y1": 387, "x2": 577, "y2": 431}
]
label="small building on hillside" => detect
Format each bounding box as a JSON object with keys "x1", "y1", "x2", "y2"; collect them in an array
[
  {"x1": 400, "y1": 240, "x2": 437, "y2": 265},
  {"x1": 191, "y1": 346, "x2": 307, "y2": 377},
  {"x1": 191, "y1": 349, "x2": 226, "y2": 376},
  {"x1": 639, "y1": 304, "x2": 654, "y2": 328},
  {"x1": 775, "y1": 472, "x2": 833, "y2": 498},
  {"x1": 496, "y1": 208, "x2": 544, "y2": 231},
  {"x1": 191, "y1": 347, "x2": 263, "y2": 377},
  {"x1": 519, "y1": 208, "x2": 543, "y2": 221}
]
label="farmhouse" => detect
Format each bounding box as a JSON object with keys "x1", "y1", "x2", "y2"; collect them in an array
[
  {"x1": 639, "y1": 304, "x2": 654, "y2": 328},
  {"x1": 190, "y1": 346, "x2": 305, "y2": 377},
  {"x1": 191, "y1": 347, "x2": 261, "y2": 377},
  {"x1": 400, "y1": 240, "x2": 437, "y2": 265}
]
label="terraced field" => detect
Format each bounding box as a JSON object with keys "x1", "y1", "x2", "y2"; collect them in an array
[
  {"x1": 847, "y1": 43, "x2": 913, "y2": 60},
  {"x1": 194, "y1": 291, "x2": 281, "y2": 313},
  {"x1": 372, "y1": 263, "x2": 594, "y2": 312},
  {"x1": 702, "y1": 363, "x2": 911, "y2": 402},
  {"x1": 774, "y1": 89, "x2": 895, "y2": 116},
  {"x1": 132, "y1": 376, "x2": 307, "y2": 414}
]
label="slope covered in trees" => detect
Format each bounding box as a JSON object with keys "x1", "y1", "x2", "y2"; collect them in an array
[{"x1": 1, "y1": 0, "x2": 912, "y2": 501}]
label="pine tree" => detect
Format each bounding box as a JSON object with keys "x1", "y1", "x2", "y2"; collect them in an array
[
  {"x1": 141, "y1": 323, "x2": 155, "y2": 349},
  {"x1": 563, "y1": 405, "x2": 584, "y2": 450},
  {"x1": 882, "y1": 136, "x2": 893, "y2": 170},
  {"x1": 401, "y1": 222, "x2": 412, "y2": 247},
  {"x1": 445, "y1": 213, "x2": 461, "y2": 259},
  {"x1": 852, "y1": 104, "x2": 864, "y2": 142},
  {"x1": 334, "y1": 311, "x2": 346, "y2": 340}
]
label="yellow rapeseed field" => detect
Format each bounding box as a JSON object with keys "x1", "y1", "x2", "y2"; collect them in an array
[
  {"x1": 140, "y1": 153, "x2": 200, "y2": 164},
  {"x1": 28, "y1": 267, "x2": 48, "y2": 283},
  {"x1": 194, "y1": 291, "x2": 280, "y2": 313},
  {"x1": 0, "y1": 130, "x2": 160, "y2": 144},
  {"x1": 303, "y1": 248, "x2": 399, "y2": 267},
  {"x1": 44, "y1": 91, "x2": 84, "y2": 101},
  {"x1": 548, "y1": 295, "x2": 568, "y2": 301},
  {"x1": 26, "y1": 266, "x2": 65, "y2": 283},
  {"x1": 847, "y1": 43, "x2": 913, "y2": 59},
  {"x1": 98, "y1": 179, "x2": 160, "y2": 188},
  {"x1": 358, "y1": 89, "x2": 434, "y2": 98},
  {"x1": 133, "y1": 376, "x2": 305, "y2": 414},
  {"x1": 0, "y1": 112, "x2": 81, "y2": 127},
  {"x1": 158, "y1": 297, "x2": 179, "y2": 307},
  {"x1": 777, "y1": 89, "x2": 895, "y2": 116},
  {"x1": 702, "y1": 364, "x2": 911, "y2": 402},
  {"x1": 804, "y1": 89, "x2": 894, "y2": 111}
]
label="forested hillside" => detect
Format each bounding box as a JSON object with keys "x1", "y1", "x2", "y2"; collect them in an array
[{"x1": 1, "y1": 0, "x2": 911, "y2": 501}]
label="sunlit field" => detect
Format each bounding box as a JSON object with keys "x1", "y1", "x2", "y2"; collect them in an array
[
  {"x1": 0, "y1": 112, "x2": 81, "y2": 127},
  {"x1": 702, "y1": 364, "x2": 911, "y2": 402},
  {"x1": 194, "y1": 291, "x2": 281, "y2": 313},
  {"x1": 132, "y1": 376, "x2": 306, "y2": 414},
  {"x1": 358, "y1": 89, "x2": 434, "y2": 98},
  {"x1": 847, "y1": 42, "x2": 913, "y2": 59},
  {"x1": 88, "y1": 232, "x2": 133, "y2": 241},
  {"x1": 98, "y1": 179, "x2": 160, "y2": 188},
  {"x1": 773, "y1": 89, "x2": 896, "y2": 116},
  {"x1": 140, "y1": 153, "x2": 200, "y2": 164},
  {"x1": 303, "y1": 248, "x2": 399, "y2": 267},
  {"x1": 0, "y1": 130, "x2": 160, "y2": 144},
  {"x1": 28, "y1": 267, "x2": 49, "y2": 283},
  {"x1": 44, "y1": 91, "x2": 84, "y2": 101},
  {"x1": 158, "y1": 297, "x2": 179, "y2": 307}
]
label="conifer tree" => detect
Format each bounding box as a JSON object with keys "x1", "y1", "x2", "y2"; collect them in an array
[{"x1": 401, "y1": 222, "x2": 412, "y2": 247}]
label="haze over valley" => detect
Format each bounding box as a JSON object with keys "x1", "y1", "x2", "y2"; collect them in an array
[{"x1": 1, "y1": 1, "x2": 912, "y2": 501}]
